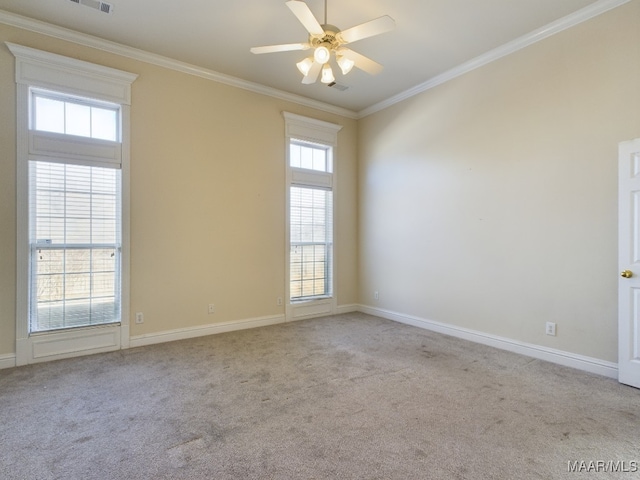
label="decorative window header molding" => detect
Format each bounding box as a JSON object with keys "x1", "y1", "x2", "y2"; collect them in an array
[
  {"x1": 283, "y1": 112, "x2": 342, "y2": 147},
  {"x1": 6, "y1": 42, "x2": 137, "y2": 105}
]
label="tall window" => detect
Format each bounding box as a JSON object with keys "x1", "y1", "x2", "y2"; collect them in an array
[
  {"x1": 284, "y1": 113, "x2": 341, "y2": 319},
  {"x1": 29, "y1": 90, "x2": 122, "y2": 332},
  {"x1": 9, "y1": 43, "x2": 136, "y2": 365},
  {"x1": 289, "y1": 142, "x2": 334, "y2": 300}
]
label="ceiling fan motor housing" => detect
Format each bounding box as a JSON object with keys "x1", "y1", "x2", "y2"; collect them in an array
[{"x1": 311, "y1": 25, "x2": 342, "y2": 50}]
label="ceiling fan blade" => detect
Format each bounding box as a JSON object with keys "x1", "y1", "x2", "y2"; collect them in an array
[
  {"x1": 250, "y1": 43, "x2": 310, "y2": 54},
  {"x1": 286, "y1": 0, "x2": 324, "y2": 36},
  {"x1": 302, "y1": 61, "x2": 322, "y2": 84},
  {"x1": 337, "y1": 15, "x2": 395, "y2": 44},
  {"x1": 340, "y1": 48, "x2": 384, "y2": 75}
]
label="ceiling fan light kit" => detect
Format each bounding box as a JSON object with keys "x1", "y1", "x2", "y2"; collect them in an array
[
  {"x1": 313, "y1": 44, "x2": 331, "y2": 64},
  {"x1": 296, "y1": 57, "x2": 314, "y2": 76},
  {"x1": 337, "y1": 54, "x2": 355, "y2": 75},
  {"x1": 250, "y1": 0, "x2": 395, "y2": 85},
  {"x1": 321, "y1": 64, "x2": 335, "y2": 84}
]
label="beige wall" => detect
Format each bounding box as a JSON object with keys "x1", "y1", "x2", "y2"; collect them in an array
[
  {"x1": 358, "y1": 1, "x2": 640, "y2": 362},
  {"x1": 2, "y1": 1, "x2": 638, "y2": 364},
  {"x1": 0, "y1": 27, "x2": 17, "y2": 356},
  {"x1": 0, "y1": 24, "x2": 358, "y2": 355}
]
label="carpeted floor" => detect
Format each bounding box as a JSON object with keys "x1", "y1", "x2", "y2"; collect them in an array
[{"x1": 1, "y1": 312, "x2": 638, "y2": 479}]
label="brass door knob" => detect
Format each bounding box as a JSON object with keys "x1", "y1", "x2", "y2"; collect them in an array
[{"x1": 621, "y1": 270, "x2": 633, "y2": 278}]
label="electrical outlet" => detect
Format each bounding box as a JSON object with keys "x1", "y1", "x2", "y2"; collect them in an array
[
  {"x1": 277, "y1": 297, "x2": 283, "y2": 306},
  {"x1": 545, "y1": 322, "x2": 556, "y2": 336},
  {"x1": 135, "y1": 312, "x2": 144, "y2": 324},
  {"x1": 208, "y1": 304, "x2": 215, "y2": 314},
  {"x1": 374, "y1": 291, "x2": 379, "y2": 300}
]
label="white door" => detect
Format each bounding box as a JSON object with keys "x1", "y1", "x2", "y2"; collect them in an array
[{"x1": 619, "y1": 138, "x2": 640, "y2": 388}]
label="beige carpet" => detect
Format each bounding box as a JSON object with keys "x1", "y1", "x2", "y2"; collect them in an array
[{"x1": 1, "y1": 312, "x2": 638, "y2": 479}]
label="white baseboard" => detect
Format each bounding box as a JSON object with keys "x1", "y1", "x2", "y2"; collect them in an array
[
  {"x1": 0, "y1": 353, "x2": 17, "y2": 370},
  {"x1": 358, "y1": 305, "x2": 618, "y2": 379},
  {"x1": 4, "y1": 306, "x2": 619, "y2": 380},
  {"x1": 129, "y1": 314, "x2": 286, "y2": 348}
]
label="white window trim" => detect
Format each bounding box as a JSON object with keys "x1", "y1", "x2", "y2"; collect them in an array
[
  {"x1": 7, "y1": 43, "x2": 137, "y2": 365},
  {"x1": 283, "y1": 112, "x2": 342, "y2": 322}
]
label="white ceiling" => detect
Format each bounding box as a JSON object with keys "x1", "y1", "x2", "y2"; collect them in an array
[{"x1": 0, "y1": 0, "x2": 605, "y2": 113}]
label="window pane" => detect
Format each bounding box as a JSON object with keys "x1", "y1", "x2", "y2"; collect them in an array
[
  {"x1": 290, "y1": 141, "x2": 330, "y2": 172},
  {"x1": 33, "y1": 92, "x2": 119, "y2": 142},
  {"x1": 91, "y1": 107, "x2": 117, "y2": 141},
  {"x1": 290, "y1": 143, "x2": 301, "y2": 168},
  {"x1": 313, "y1": 148, "x2": 326, "y2": 171},
  {"x1": 92, "y1": 248, "x2": 116, "y2": 272},
  {"x1": 65, "y1": 273, "x2": 91, "y2": 300},
  {"x1": 65, "y1": 102, "x2": 91, "y2": 137},
  {"x1": 36, "y1": 248, "x2": 63, "y2": 275},
  {"x1": 66, "y1": 249, "x2": 90, "y2": 273},
  {"x1": 35, "y1": 96, "x2": 65, "y2": 134},
  {"x1": 90, "y1": 300, "x2": 117, "y2": 324},
  {"x1": 37, "y1": 273, "x2": 63, "y2": 302},
  {"x1": 300, "y1": 146, "x2": 313, "y2": 169},
  {"x1": 92, "y1": 271, "x2": 115, "y2": 296}
]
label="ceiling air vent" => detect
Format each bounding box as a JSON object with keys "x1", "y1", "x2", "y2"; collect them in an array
[
  {"x1": 327, "y1": 82, "x2": 349, "y2": 92},
  {"x1": 70, "y1": 0, "x2": 114, "y2": 14}
]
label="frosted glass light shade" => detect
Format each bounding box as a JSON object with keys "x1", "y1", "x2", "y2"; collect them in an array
[
  {"x1": 296, "y1": 57, "x2": 314, "y2": 76},
  {"x1": 321, "y1": 64, "x2": 335, "y2": 84},
  {"x1": 314, "y1": 45, "x2": 331, "y2": 64},
  {"x1": 337, "y1": 55, "x2": 355, "y2": 75}
]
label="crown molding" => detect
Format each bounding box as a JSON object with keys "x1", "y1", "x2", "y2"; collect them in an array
[
  {"x1": 0, "y1": 9, "x2": 358, "y2": 120},
  {"x1": 357, "y1": 0, "x2": 631, "y2": 118}
]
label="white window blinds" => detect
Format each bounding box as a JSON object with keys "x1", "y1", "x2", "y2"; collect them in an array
[
  {"x1": 29, "y1": 161, "x2": 121, "y2": 332},
  {"x1": 290, "y1": 186, "x2": 333, "y2": 299}
]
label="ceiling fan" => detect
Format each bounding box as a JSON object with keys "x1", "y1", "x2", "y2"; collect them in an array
[{"x1": 250, "y1": 0, "x2": 395, "y2": 85}]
